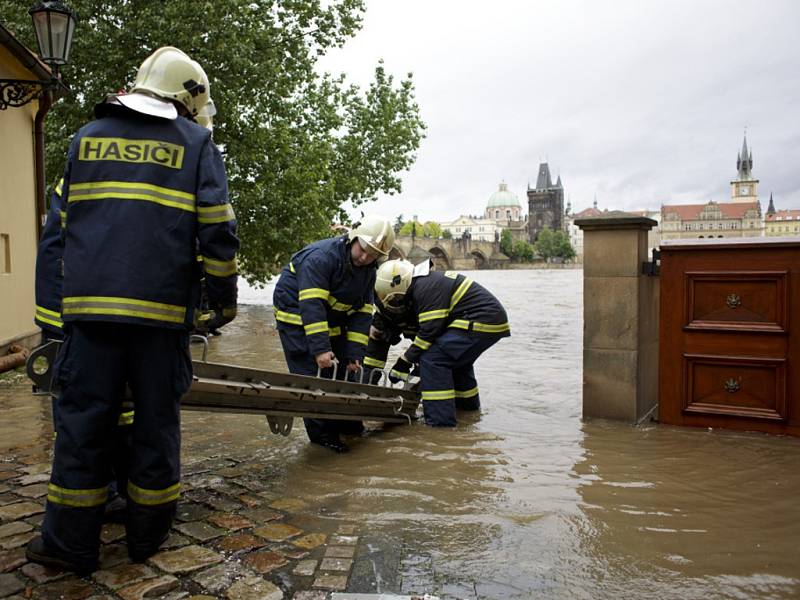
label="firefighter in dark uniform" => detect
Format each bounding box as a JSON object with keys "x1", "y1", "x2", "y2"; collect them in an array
[
  {"x1": 273, "y1": 216, "x2": 394, "y2": 452},
  {"x1": 372, "y1": 259, "x2": 510, "y2": 426},
  {"x1": 26, "y1": 47, "x2": 238, "y2": 574}
]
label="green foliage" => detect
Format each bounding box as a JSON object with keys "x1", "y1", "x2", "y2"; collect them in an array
[
  {"x1": 0, "y1": 0, "x2": 425, "y2": 283},
  {"x1": 393, "y1": 214, "x2": 405, "y2": 233},
  {"x1": 534, "y1": 227, "x2": 575, "y2": 261},
  {"x1": 422, "y1": 221, "x2": 441, "y2": 238},
  {"x1": 499, "y1": 228, "x2": 534, "y2": 262},
  {"x1": 499, "y1": 229, "x2": 514, "y2": 256},
  {"x1": 399, "y1": 220, "x2": 424, "y2": 236},
  {"x1": 441, "y1": 229, "x2": 452, "y2": 239}
]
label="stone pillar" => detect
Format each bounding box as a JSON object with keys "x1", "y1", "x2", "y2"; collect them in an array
[{"x1": 575, "y1": 212, "x2": 659, "y2": 423}]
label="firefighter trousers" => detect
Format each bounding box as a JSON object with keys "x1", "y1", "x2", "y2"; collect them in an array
[
  {"x1": 42, "y1": 322, "x2": 191, "y2": 566},
  {"x1": 277, "y1": 328, "x2": 364, "y2": 441},
  {"x1": 418, "y1": 330, "x2": 503, "y2": 427}
]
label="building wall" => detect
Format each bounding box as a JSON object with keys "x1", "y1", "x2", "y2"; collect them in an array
[
  {"x1": 765, "y1": 218, "x2": 800, "y2": 236},
  {"x1": 0, "y1": 45, "x2": 40, "y2": 346}
]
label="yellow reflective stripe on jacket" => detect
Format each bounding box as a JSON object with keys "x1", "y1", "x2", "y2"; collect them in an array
[
  {"x1": 62, "y1": 296, "x2": 186, "y2": 324},
  {"x1": 55, "y1": 177, "x2": 63, "y2": 195},
  {"x1": 329, "y1": 326, "x2": 342, "y2": 337},
  {"x1": 59, "y1": 210, "x2": 67, "y2": 227},
  {"x1": 68, "y1": 181, "x2": 195, "y2": 212},
  {"x1": 422, "y1": 389, "x2": 456, "y2": 401},
  {"x1": 450, "y1": 277, "x2": 473, "y2": 311},
  {"x1": 419, "y1": 308, "x2": 449, "y2": 323},
  {"x1": 47, "y1": 483, "x2": 108, "y2": 507},
  {"x1": 117, "y1": 411, "x2": 134, "y2": 426},
  {"x1": 364, "y1": 356, "x2": 386, "y2": 368},
  {"x1": 299, "y1": 288, "x2": 330, "y2": 301},
  {"x1": 304, "y1": 321, "x2": 329, "y2": 335},
  {"x1": 455, "y1": 386, "x2": 479, "y2": 398},
  {"x1": 347, "y1": 331, "x2": 369, "y2": 345},
  {"x1": 197, "y1": 203, "x2": 235, "y2": 224},
  {"x1": 328, "y1": 296, "x2": 353, "y2": 312},
  {"x1": 413, "y1": 337, "x2": 432, "y2": 350},
  {"x1": 473, "y1": 322, "x2": 510, "y2": 333},
  {"x1": 127, "y1": 481, "x2": 180, "y2": 506},
  {"x1": 357, "y1": 304, "x2": 374, "y2": 315},
  {"x1": 448, "y1": 319, "x2": 510, "y2": 334},
  {"x1": 202, "y1": 256, "x2": 237, "y2": 277},
  {"x1": 35, "y1": 305, "x2": 63, "y2": 328},
  {"x1": 289, "y1": 261, "x2": 295, "y2": 273},
  {"x1": 275, "y1": 310, "x2": 303, "y2": 325}
]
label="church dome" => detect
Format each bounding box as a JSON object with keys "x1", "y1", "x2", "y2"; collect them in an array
[{"x1": 487, "y1": 182, "x2": 520, "y2": 208}]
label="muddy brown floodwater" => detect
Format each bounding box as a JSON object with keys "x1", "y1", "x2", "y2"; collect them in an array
[{"x1": 2, "y1": 269, "x2": 799, "y2": 599}]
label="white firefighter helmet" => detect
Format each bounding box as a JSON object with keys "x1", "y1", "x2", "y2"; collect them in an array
[
  {"x1": 348, "y1": 215, "x2": 395, "y2": 258},
  {"x1": 375, "y1": 259, "x2": 414, "y2": 313},
  {"x1": 129, "y1": 47, "x2": 210, "y2": 117}
]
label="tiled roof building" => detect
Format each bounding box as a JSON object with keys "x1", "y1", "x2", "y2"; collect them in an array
[
  {"x1": 765, "y1": 208, "x2": 800, "y2": 237},
  {"x1": 660, "y1": 134, "x2": 763, "y2": 240}
]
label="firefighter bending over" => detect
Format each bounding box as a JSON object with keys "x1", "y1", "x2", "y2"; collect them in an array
[
  {"x1": 272, "y1": 216, "x2": 394, "y2": 452},
  {"x1": 369, "y1": 259, "x2": 510, "y2": 427}
]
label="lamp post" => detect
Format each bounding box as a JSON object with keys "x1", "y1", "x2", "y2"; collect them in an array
[{"x1": 0, "y1": 1, "x2": 76, "y2": 110}]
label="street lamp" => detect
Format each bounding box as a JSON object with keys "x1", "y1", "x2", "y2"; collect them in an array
[{"x1": 0, "y1": 1, "x2": 76, "y2": 110}]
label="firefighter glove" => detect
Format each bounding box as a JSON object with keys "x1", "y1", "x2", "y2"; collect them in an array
[{"x1": 389, "y1": 356, "x2": 413, "y2": 383}]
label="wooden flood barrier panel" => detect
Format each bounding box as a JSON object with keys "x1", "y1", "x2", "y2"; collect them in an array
[{"x1": 659, "y1": 237, "x2": 800, "y2": 435}]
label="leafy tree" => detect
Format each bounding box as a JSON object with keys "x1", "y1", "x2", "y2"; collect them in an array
[
  {"x1": 399, "y1": 220, "x2": 424, "y2": 236},
  {"x1": 1, "y1": 0, "x2": 425, "y2": 283},
  {"x1": 441, "y1": 229, "x2": 452, "y2": 239},
  {"x1": 422, "y1": 221, "x2": 441, "y2": 238},
  {"x1": 512, "y1": 240, "x2": 535, "y2": 261},
  {"x1": 500, "y1": 229, "x2": 514, "y2": 256},
  {"x1": 534, "y1": 227, "x2": 575, "y2": 261},
  {"x1": 394, "y1": 214, "x2": 405, "y2": 233}
]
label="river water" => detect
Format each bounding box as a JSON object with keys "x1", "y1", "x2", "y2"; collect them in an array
[{"x1": 3, "y1": 269, "x2": 799, "y2": 598}]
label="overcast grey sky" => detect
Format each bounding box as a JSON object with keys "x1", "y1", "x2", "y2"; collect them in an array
[{"x1": 319, "y1": 0, "x2": 800, "y2": 222}]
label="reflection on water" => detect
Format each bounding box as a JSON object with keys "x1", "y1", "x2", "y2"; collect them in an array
[{"x1": 3, "y1": 269, "x2": 800, "y2": 598}]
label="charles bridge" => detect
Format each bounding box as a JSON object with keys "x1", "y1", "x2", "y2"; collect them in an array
[{"x1": 390, "y1": 234, "x2": 508, "y2": 269}]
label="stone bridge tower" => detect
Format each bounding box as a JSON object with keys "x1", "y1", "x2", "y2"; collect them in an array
[{"x1": 527, "y1": 162, "x2": 564, "y2": 243}]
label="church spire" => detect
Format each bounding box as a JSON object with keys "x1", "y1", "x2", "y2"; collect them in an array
[
  {"x1": 736, "y1": 131, "x2": 753, "y2": 180},
  {"x1": 767, "y1": 192, "x2": 776, "y2": 216}
]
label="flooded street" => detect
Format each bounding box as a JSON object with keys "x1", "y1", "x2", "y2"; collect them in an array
[{"x1": 2, "y1": 269, "x2": 800, "y2": 598}]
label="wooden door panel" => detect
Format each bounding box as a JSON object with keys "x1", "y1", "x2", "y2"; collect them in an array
[
  {"x1": 658, "y1": 239, "x2": 799, "y2": 436},
  {"x1": 684, "y1": 271, "x2": 786, "y2": 333},
  {"x1": 683, "y1": 354, "x2": 787, "y2": 421}
]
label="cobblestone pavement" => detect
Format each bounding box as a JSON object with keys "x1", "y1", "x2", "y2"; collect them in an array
[
  {"x1": 0, "y1": 354, "x2": 428, "y2": 600},
  {"x1": 0, "y1": 448, "x2": 379, "y2": 600}
]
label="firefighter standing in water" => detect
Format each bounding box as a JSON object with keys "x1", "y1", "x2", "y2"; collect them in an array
[
  {"x1": 272, "y1": 216, "x2": 394, "y2": 452},
  {"x1": 370, "y1": 259, "x2": 510, "y2": 426},
  {"x1": 26, "y1": 47, "x2": 238, "y2": 574}
]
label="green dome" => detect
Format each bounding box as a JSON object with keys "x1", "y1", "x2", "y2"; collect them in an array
[{"x1": 487, "y1": 182, "x2": 520, "y2": 208}]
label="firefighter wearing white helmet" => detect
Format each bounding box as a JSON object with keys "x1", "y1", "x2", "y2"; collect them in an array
[
  {"x1": 272, "y1": 215, "x2": 394, "y2": 452},
  {"x1": 366, "y1": 259, "x2": 510, "y2": 427},
  {"x1": 127, "y1": 46, "x2": 210, "y2": 117},
  {"x1": 28, "y1": 47, "x2": 239, "y2": 574},
  {"x1": 348, "y1": 214, "x2": 396, "y2": 259}
]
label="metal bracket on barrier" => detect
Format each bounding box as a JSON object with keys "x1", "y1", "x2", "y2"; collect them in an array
[
  {"x1": 641, "y1": 248, "x2": 660, "y2": 276},
  {"x1": 266, "y1": 415, "x2": 294, "y2": 436},
  {"x1": 190, "y1": 334, "x2": 209, "y2": 362}
]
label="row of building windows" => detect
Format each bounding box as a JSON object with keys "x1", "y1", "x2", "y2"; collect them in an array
[{"x1": 683, "y1": 222, "x2": 740, "y2": 231}]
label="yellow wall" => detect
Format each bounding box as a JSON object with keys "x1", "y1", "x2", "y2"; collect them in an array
[{"x1": 0, "y1": 45, "x2": 40, "y2": 346}]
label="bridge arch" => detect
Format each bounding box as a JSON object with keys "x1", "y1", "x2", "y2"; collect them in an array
[
  {"x1": 470, "y1": 249, "x2": 488, "y2": 269},
  {"x1": 427, "y1": 246, "x2": 452, "y2": 270}
]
